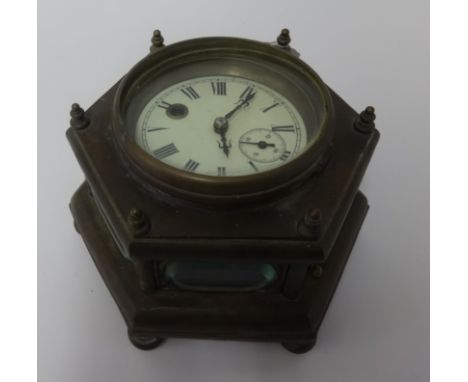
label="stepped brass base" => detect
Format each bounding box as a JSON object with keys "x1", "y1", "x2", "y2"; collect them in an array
[{"x1": 70, "y1": 182, "x2": 369, "y2": 353}]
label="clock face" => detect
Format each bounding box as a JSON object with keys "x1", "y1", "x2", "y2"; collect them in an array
[
  {"x1": 134, "y1": 76, "x2": 309, "y2": 177},
  {"x1": 116, "y1": 37, "x2": 332, "y2": 198}
]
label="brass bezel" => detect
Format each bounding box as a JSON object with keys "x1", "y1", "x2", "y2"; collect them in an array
[{"x1": 112, "y1": 37, "x2": 335, "y2": 202}]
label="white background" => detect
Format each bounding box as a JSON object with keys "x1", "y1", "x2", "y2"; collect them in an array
[{"x1": 38, "y1": 1, "x2": 429, "y2": 381}]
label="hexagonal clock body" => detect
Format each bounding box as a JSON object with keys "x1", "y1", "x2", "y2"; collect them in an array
[{"x1": 68, "y1": 30, "x2": 379, "y2": 353}]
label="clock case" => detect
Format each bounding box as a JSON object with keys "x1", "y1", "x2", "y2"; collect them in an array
[{"x1": 67, "y1": 33, "x2": 379, "y2": 354}]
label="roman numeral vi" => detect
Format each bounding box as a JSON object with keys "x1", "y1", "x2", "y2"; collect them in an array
[{"x1": 217, "y1": 167, "x2": 226, "y2": 176}]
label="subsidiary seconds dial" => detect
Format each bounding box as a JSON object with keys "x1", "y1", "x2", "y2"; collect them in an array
[
  {"x1": 135, "y1": 75, "x2": 308, "y2": 177},
  {"x1": 238, "y1": 129, "x2": 287, "y2": 163}
]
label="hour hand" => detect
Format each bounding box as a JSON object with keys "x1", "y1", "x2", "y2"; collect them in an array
[
  {"x1": 218, "y1": 132, "x2": 232, "y2": 157},
  {"x1": 213, "y1": 117, "x2": 231, "y2": 157}
]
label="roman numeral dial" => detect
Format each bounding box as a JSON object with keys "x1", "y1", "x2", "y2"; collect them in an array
[{"x1": 135, "y1": 75, "x2": 308, "y2": 177}]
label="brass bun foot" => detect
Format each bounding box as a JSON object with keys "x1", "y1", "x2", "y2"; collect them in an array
[
  {"x1": 281, "y1": 338, "x2": 316, "y2": 354},
  {"x1": 128, "y1": 331, "x2": 166, "y2": 351}
]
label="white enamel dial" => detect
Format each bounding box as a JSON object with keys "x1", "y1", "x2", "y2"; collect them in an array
[{"x1": 135, "y1": 75, "x2": 308, "y2": 177}]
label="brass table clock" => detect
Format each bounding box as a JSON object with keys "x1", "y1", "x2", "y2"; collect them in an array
[{"x1": 68, "y1": 29, "x2": 379, "y2": 354}]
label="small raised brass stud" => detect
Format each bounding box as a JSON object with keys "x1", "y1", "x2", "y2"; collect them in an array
[
  {"x1": 127, "y1": 208, "x2": 150, "y2": 236},
  {"x1": 277, "y1": 28, "x2": 291, "y2": 47},
  {"x1": 150, "y1": 29, "x2": 165, "y2": 53},
  {"x1": 70, "y1": 103, "x2": 89, "y2": 129},
  {"x1": 311, "y1": 265, "x2": 323, "y2": 279},
  {"x1": 354, "y1": 106, "x2": 376, "y2": 133},
  {"x1": 304, "y1": 208, "x2": 321, "y2": 227},
  {"x1": 300, "y1": 208, "x2": 322, "y2": 240}
]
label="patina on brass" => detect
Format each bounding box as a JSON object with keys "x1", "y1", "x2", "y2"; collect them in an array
[{"x1": 67, "y1": 30, "x2": 379, "y2": 354}]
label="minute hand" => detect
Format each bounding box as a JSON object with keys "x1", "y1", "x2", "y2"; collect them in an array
[{"x1": 224, "y1": 91, "x2": 256, "y2": 120}]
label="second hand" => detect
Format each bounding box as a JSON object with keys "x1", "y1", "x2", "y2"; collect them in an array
[{"x1": 239, "y1": 140, "x2": 276, "y2": 149}]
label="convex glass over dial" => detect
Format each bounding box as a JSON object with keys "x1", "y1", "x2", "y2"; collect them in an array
[{"x1": 135, "y1": 76, "x2": 309, "y2": 177}]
